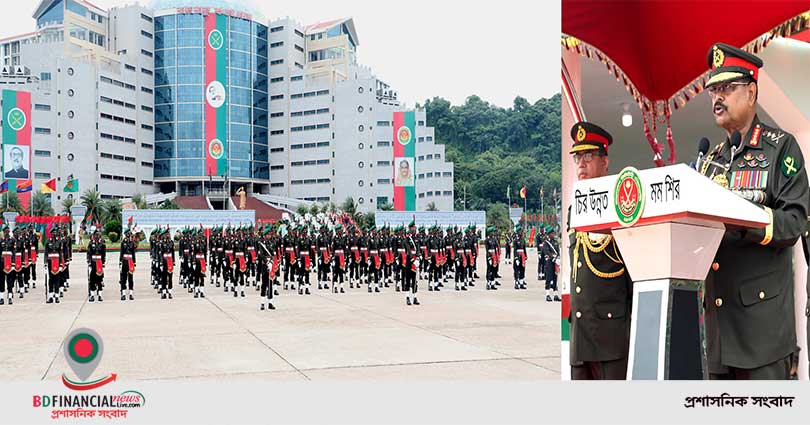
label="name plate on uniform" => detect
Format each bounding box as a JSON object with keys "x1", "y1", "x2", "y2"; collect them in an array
[{"x1": 569, "y1": 164, "x2": 769, "y2": 233}]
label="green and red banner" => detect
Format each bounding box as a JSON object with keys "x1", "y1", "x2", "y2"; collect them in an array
[
  {"x1": 2, "y1": 89, "x2": 32, "y2": 208},
  {"x1": 204, "y1": 14, "x2": 228, "y2": 176},
  {"x1": 392, "y1": 111, "x2": 416, "y2": 210}
]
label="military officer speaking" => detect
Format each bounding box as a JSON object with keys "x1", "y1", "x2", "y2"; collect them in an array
[
  {"x1": 567, "y1": 122, "x2": 633, "y2": 380},
  {"x1": 699, "y1": 43, "x2": 808, "y2": 380}
]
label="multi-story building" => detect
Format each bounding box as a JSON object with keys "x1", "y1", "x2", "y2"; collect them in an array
[{"x1": 0, "y1": 0, "x2": 454, "y2": 212}]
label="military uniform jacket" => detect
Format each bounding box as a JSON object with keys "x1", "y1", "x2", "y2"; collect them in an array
[
  {"x1": 86, "y1": 240, "x2": 106, "y2": 268},
  {"x1": 119, "y1": 239, "x2": 137, "y2": 267},
  {"x1": 702, "y1": 116, "x2": 809, "y2": 371},
  {"x1": 0, "y1": 236, "x2": 16, "y2": 272},
  {"x1": 567, "y1": 205, "x2": 633, "y2": 364},
  {"x1": 45, "y1": 238, "x2": 62, "y2": 274},
  {"x1": 542, "y1": 239, "x2": 559, "y2": 277},
  {"x1": 485, "y1": 236, "x2": 498, "y2": 263}
]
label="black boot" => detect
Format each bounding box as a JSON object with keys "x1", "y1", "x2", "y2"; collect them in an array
[
  {"x1": 406, "y1": 297, "x2": 411, "y2": 306},
  {"x1": 413, "y1": 297, "x2": 420, "y2": 305},
  {"x1": 269, "y1": 303, "x2": 275, "y2": 310}
]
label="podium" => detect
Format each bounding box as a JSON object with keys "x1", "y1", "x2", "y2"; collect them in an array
[{"x1": 569, "y1": 164, "x2": 769, "y2": 380}]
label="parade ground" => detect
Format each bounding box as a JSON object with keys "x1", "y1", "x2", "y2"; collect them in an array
[{"x1": 0, "y1": 249, "x2": 559, "y2": 381}]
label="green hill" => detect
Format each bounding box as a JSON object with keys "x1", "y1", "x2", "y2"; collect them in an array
[{"x1": 424, "y1": 93, "x2": 561, "y2": 214}]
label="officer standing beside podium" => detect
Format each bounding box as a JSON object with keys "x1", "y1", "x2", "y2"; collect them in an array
[
  {"x1": 700, "y1": 43, "x2": 809, "y2": 380},
  {"x1": 567, "y1": 121, "x2": 633, "y2": 380}
]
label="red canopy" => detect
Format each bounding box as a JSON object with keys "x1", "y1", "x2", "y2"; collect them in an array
[
  {"x1": 563, "y1": 0, "x2": 808, "y2": 104},
  {"x1": 563, "y1": 1, "x2": 808, "y2": 165}
]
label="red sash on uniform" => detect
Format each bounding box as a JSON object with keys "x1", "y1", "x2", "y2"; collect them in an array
[
  {"x1": 421, "y1": 247, "x2": 428, "y2": 258},
  {"x1": 447, "y1": 247, "x2": 455, "y2": 260},
  {"x1": 335, "y1": 251, "x2": 345, "y2": 270},
  {"x1": 301, "y1": 252, "x2": 311, "y2": 271},
  {"x1": 459, "y1": 251, "x2": 467, "y2": 267},
  {"x1": 352, "y1": 247, "x2": 360, "y2": 262},
  {"x1": 123, "y1": 254, "x2": 135, "y2": 274},
  {"x1": 361, "y1": 248, "x2": 368, "y2": 263},
  {"x1": 518, "y1": 250, "x2": 526, "y2": 266},
  {"x1": 270, "y1": 256, "x2": 279, "y2": 280},
  {"x1": 163, "y1": 254, "x2": 174, "y2": 273},
  {"x1": 248, "y1": 246, "x2": 256, "y2": 262},
  {"x1": 286, "y1": 248, "x2": 296, "y2": 264},
  {"x1": 371, "y1": 251, "x2": 381, "y2": 269},
  {"x1": 320, "y1": 247, "x2": 330, "y2": 264},
  {"x1": 399, "y1": 251, "x2": 407, "y2": 265},
  {"x1": 236, "y1": 253, "x2": 246, "y2": 272},
  {"x1": 493, "y1": 249, "x2": 500, "y2": 264},
  {"x1": 3, "y1": 252, "x2": 11, "y2": 273},
  {"x1": 30, "y1": 247, "x2": 36, "y2": 263},
  {"x1": 92, "y1": 255, "x2": 104, "y2": 276},
  {"x1": 196, "y1": 254, "x2": 207, "y2": 273},
  {"x1": 49, "y1": 254, "x2": 60, "y2": 274},
  {"x1": 226, "y1": 250, "x2": 234, "y2": 266},
  {"x1": 23, "y1": 250, "x2": 29, "y2": 267},
  {"x1": 14, "y1": 253, "x2": 22, "y2": 271},
  {"x1": 410, "y1": 252, "x2": 418, "y2": 272}
]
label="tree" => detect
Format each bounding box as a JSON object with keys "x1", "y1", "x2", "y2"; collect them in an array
[
  {"x1": 363, "y1": 212, "x2": 376, "y2": 229},
  {"x1": 81, "y1": 190, "x2": 102, "y2": 221},
  {"x1": 340, "y1": 197, "x2": 356, "y2": 215},
  {"x1": 32, "y1": 191, "x2": 54, "y2": 216},
  {"x1": 159, "y1": 199, "x2": 180, "y2": 210},
  {"x1": 131, "y1": 193, "x2": 147, "y2": 209},
  {"x1": 426, "y1": 202, "x2": 438, "y2": 211},
  {"x1": 296, "y1": 204, "x2": 308, "y2": 215},
  {"x1": 309, "y1": 203, "x2": 320, "y2": 215},
  {"x1": 101, "y1": 198, "x2": 122, "y2": 223},
  {"x1": 486, "y1": 203, "x2": 512, "y2": 235},
  {"x1": 105, "y1": 219, "x2": 121, "y2": 242},
  {"x1": 61, "y1": 196, "x2": 75, "y2": 215},
  {"x1": 327, "y1": 202, "x2": 337, "y2": 213},
  {"x1": 378, "y1": 202, "x2": 394, "y2": 211},
  {"x1": 1, "y1": 192, "x2": 25, "y2": 214}
]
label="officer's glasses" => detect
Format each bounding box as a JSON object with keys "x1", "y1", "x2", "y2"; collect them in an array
[
  {"x1": 572, "y1": 152, "x2": 602, "y2": 164},
  {"x1": 706, "y1": 81, "x2": 749, "y2": 97}
]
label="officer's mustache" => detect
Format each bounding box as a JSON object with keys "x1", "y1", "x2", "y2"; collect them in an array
[{"x1": 713, "y1": 101, "x2": 728, "y2": 112}]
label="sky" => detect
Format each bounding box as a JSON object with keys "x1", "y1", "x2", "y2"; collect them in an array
[{"x1": 3, "y1": 0, "x2": 560, "y2": 109}]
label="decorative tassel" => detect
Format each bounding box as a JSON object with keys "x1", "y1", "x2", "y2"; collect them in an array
[{"x1": 665, "y1": 106, "x2": 676, "y2": 165}]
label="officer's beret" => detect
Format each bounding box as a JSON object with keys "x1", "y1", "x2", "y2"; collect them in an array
[
  {"x1": 570, "y1": 121, "x2": 613, "y2": 155},
  {"x1": 705, "y1": 42, "x2": 763, "y2": 88}
]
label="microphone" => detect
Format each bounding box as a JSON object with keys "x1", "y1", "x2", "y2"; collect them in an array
[
  {"x1": 727, "y1": 131, "x2": 743, "y2": 170},
  {"x1": 695, "y1": 137, "x2": 710, "y2": 170}
]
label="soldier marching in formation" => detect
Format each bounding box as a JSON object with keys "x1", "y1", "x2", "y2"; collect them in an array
[
  {"x1": 86, "y1": 229, "x2": 106, "y2": 302},
  {"x1": 2, "y1": 210, "x2": 554, "y2": 312}
]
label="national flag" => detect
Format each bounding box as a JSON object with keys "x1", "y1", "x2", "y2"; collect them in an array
[
  {"x1": 85, "y1": 212, "x2": 93, "y2": 224},
  {"x1": 0, "y1": 180, "x2": 7, "y2": 194},
  {"x1": 16, "y1": 180, "x2": 32, "y2": 193},
  {"x1": 519, "y1": 186, "x2": 527, "y2": 199},
  {"x1": 41, "y1": 178, "x2": 56, "y2": 194},
  {"x1": 64, "y1": 179, "x2": 79, "y2": 192},
  {"x1": 127, "y1": 216, "x2": 133, "y2": 227}
]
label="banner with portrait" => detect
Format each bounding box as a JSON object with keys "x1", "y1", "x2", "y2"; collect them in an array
[
  {"x1": 392, "y1": 111, "x2": 416, "y2": 210},
  {"x1": 2, "y1": 89, "x2": 32, "y2": 207}
]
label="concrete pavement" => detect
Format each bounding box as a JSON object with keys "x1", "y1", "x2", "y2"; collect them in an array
[{"x1": 0, "y1": 248, "x2": 560, "y2": 380}]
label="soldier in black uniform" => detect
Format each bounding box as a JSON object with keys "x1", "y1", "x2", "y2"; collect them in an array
[
  {"x1": 159, "y1": 229, "x2": 175, "y2": 299},
  {"x1": 119, "y1": 228, "x2": 137, "y2": 301},
  {"x1": 0, "y1": 225, "x2": 14, "y2": 305},
  {"x1": 258, "y1": 226, "x2": 278, "y2": 310},
  {"x1": 403, "y1": 221, "x2": 421, "y2": 305},
  {"x1": 192, "y1": 229, "x2": 207, "y2": 298},
  {"x1": 367, "y1": 226, "x2": 382, "y2": 293},
  {"x1": 484, "y1": 226, "x2": 500, "y2": 291},
  {"x1": 568, "y1": 121, "x2": 632, "y2": 380},
  {"x1": 316, "y1": 225, "x2": 331, "y2": 290},
  {"x1": 512, "y1": 226, "x2": 527, "y2": 290},
  {"x1": 542, "y1": 226, "x2": 560, "y2": 302},
  {"x1": 699, "y1": 43, "x2": 808, "y2": 379},
  {"x1": 331, "y1": 224, "x2": 347, "y2": 293},
  {"x1": 296, "y1": 226, "x2": 313, "y2": 295},
  {"x1": 179, "y1": 229, "x2": 191, "y2": 291},
  {"x1": 282, "y1": 226, "x2": 297, "y2": 290},
  {"x1": 45, "y1": 226, "x2": 63, "y2": 304},
  {"x1": 86, "y1": 229, "x2": 106, "y2": 302}
]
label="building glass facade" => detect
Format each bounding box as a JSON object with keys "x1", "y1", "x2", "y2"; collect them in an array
[{"x1": 153, "y1": 12, "x2": 269, "y2": 181}]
